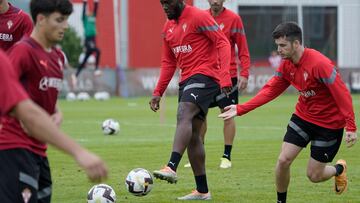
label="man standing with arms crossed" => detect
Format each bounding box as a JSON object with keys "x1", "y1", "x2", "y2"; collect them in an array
[
  {"x1": 0, "y1": 0, "x2": 33, "y2": 51},
  {"x1": 185, "y1": 0, "x2": 251, "y2": 169},
  {"x1": 0, "y1": 1, "x2": 108, "y2": 202},
  {"x1": 149, "y1": 0, "x2": 232, "y2": 200},
  {"x1": 219, "y1": 22, "x2": 357, "y2": 203}
]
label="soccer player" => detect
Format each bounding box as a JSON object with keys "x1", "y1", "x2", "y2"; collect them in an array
[
  {"x1": 219, "y1": 22, "x2": 357, "y2": 203},
  {"x1": 149, "y1": 0, "x2": 232, "y2": 200},
  {"x1": 75, "y1": 0, "x2": 101, "y2": 78},
  {"x1": 184, "y1": 0, "x2": 251, "y2": 169},
  {"x1": 0, "y1": 0, "x2": 107, "y2": 202},
  {"x1": 0, "y1": 50, "x2": 108, "y2": 202},
  {"x1": 0, "y1": 0, "x2": 33, "y2": 51}
]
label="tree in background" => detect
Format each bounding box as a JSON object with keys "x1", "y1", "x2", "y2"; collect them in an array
[{"x1": 59, "y1": 26, "x2": 82, "y2": 68}]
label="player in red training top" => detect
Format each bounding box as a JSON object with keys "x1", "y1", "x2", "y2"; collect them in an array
[
  {"x1": 0, "y1": 1, "x2": 108, "y2": 203},
  {"x1": 0, "y1": 0, "x2": 33, "y2": 51},
  {"x1": 219, "y1": 22, "x2": 357, "y2": 203},
  {"x1": 183, "y1": 0, "x2": 251, "y2": 169},
  {"x1": 149, "y1": 0, "x2": 232, "y2": 200}
]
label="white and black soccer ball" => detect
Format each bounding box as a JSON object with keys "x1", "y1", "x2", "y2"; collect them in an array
[
  {"x1": 87, "y1": 184, "x2": 116, "y2": 203},
  {"x1": 102, "y1": 119, "x2": 120, "y2": 135},
  {"x1": 125, "y1": 168, "x2": 154, "y2": 196}
]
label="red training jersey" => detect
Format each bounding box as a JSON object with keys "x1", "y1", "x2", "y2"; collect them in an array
[
  {"x1": 237, "y1": 48, "x2": 357, "y2": 132},
  {"x1": 0, "y1": 37, "x2": 65, "y2": 157},
  {"x1": 0, "y1": 50, "x2": 28, "y2": 116},
  {"x1": 209, "y1": 8, "x2": 250, "y2": 78},
  {"x1": 0, "y1": 3, "x2": 33, "y2": 51},
  {"x1": 153, "y1": 5, "x2": 231, "y2": 97}
]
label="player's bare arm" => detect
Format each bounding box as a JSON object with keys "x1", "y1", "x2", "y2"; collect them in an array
[{"x1": 12, "y1": 99, "x2": 108, "y2": 182}]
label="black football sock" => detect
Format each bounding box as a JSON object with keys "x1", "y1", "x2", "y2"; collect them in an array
[
  {"x1": 222, "y1": 145, "x2": 232, "y2": 160},
  {"x1": 195, "y1": 175, "x2": 209, "y2": 193},
  {"x1": 167, "y1": 152, "x2": 182, "y2": 172},
  {"x1": 335, "y1": 164, "x2": 344, "y2": 176},
  {"x1": 277, "y1": 191, "x2": 287, "y2": 203}
]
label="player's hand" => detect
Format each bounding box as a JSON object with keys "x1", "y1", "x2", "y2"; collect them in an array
[
  {"x1": 75, "y1": 149, "x2": 108, "y2": 182},
  {"x1": 238, "y1": 76, "x2": 248, "y2": 92},
  {"x1": 221, "y1": 86, "x2": 232, "y2": 97},
  {"x1": 149, "y1": 96, "x2": 161, "y2": 112},
  {"x1": 218, "y1": 105, "x2": 237, "y2": 120},
  {"x1": 51, "y1": 111, "x2": 63, "y2": 128},
  {"x1": 345, "y1": 131, "x2": 357, "y2": 148}
]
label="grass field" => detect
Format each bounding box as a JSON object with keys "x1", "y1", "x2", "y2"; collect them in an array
[{"x1": 50, "y1": 94, "x2": 360, "y2": 203}]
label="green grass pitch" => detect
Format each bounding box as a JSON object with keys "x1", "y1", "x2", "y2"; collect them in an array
[{"x1": 50, "y1": 94, "x2": 360, "y2": 202}]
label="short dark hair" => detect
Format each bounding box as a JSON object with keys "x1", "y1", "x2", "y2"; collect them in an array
[
  {"x1": 30, "y1": 0, "x2": 73, "y2": 23},
  {"x1": 272, "y1": 21, "x2": 302, "y2": 44}
]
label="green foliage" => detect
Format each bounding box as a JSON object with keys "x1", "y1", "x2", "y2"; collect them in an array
[
  {"x1": 51, "y1": 95, "x2": 360, "y2": 202},
  {"x1": 59, "y1": 26, "x2": 82, "y2": 67}
]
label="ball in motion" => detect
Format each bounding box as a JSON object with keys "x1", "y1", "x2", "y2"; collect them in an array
[
  {"x1": 125, "y1": 168, "x2": 154, "y2": 196},
  {"x1": 102, "y1": 119, "x2": 120, "y2": 135},
  {"x1": 87, "y1": 184, "x2": 116, "y2": 203}
]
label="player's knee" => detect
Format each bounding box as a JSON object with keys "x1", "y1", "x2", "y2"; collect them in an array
[
  {"x1": 277, "y1": 156, "x2": 293, "y2": 168},
  {"x1": 307, "y1": 171, "x2": 323, "y2": 183}
]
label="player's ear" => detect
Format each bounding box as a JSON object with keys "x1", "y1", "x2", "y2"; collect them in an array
[{"x1": 36, "y1": 14, "x2": 46, "y2": 26}]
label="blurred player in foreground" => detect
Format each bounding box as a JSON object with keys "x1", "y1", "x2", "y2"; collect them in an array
[
  {"x1": 219, "y1": 22, "x2": 357, "y2": 203},
  {"x1": 0, "y1": 1, "x2": 108, "y2": 202}
]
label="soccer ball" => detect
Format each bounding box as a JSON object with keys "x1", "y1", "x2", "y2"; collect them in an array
[
  {"x1": 125, "y1": 168, "x2": 154, "y2": 196},
  {"x1": 77, "y1": 92, "x2": 90, "y2": 101},
  {"x1": 87, "y1": 184, "x2": 116, "y2": 203},
  {"x1": 102, "y1": 119, "x2": 120, "y2": 135},
  {"x1": 66, "y1": 92, "x2": 76, "y2": 101},
  {"x1": 94, "y1": 91, "x2": 110, "y2": 101}
]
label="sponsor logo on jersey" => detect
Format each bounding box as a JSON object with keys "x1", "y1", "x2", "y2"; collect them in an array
[
  {"x1": 172, "y1": 44, "x2": 192, "y2": 54},
  {"x1": 0, "y1": 33, "x2": 13, "y2": 41},
  {"x1": 39, "y1": 77, "x2": 62, "y2": 91},
  {"x1": 39, "y1": 60, "x2": 48, "y2": 69},
  {"x1": 7, "y1": 20, "x2": 13, "y2": 30},
  {"x1": 300, "y1": 89, "x2": 316, "y2": 98}
]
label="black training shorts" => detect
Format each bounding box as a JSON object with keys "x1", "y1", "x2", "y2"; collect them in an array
[
  {"x1": 0, "y1": 149, "x2": 52, "y2": 203},
  {"x1": 284, "y1": 114, "x2": 343, "y2": 163},
  {"x1": 178, "y1": 74, "x2": 220, "y2": 119}
]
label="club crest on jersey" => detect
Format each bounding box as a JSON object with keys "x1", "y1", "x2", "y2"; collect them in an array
[
  {"x1": 7, "y1": 20, "x2": 13, "y2": 30},
  {"x1": 168, "y1": 27, "x2": 174, "y2": 33},
  {"x1": 22, "y1": 188, "x2": 32, "y2": 203},
  {"x1": 303, "y1": 71, "x2": 308, "y2": 81},
  {"x1": 182, "y1": 23, "x2": 187, "y2": 32},
  {"x1": 219, "y1": 23, "x2": 224, "y2": 31}
]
